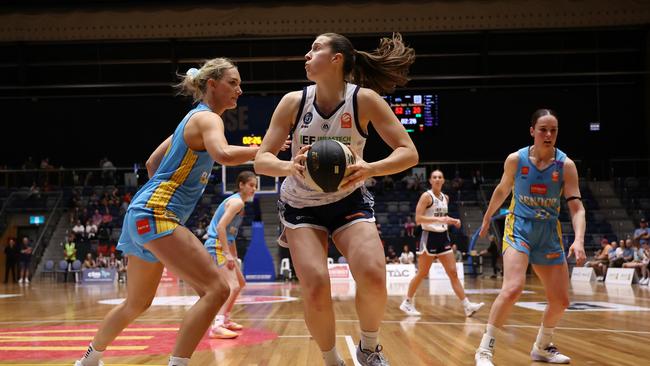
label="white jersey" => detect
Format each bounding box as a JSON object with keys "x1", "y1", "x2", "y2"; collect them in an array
[
  {"x1": 421, "y1": 190, "x2": 448, "y2": 232},
  {"x1": 280, "y1": 83, "x2": 367, "y2": 208}
]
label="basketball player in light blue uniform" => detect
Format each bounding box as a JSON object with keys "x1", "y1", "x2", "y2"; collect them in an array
[
  {"x1": 75, "y1": 58, "x2": 259, "y2": 366},
  {"x1": 475, "y1": 109, "x2": 586, "y2": 366},
  {"x1": 204, "y1": 171, "x2": 257, "y2": 339}
]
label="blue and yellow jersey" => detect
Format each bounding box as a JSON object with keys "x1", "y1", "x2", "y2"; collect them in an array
[
  {"x1": 129, "y1": 103, "x2": 214, "y2": 229},
  {"x1": 205, "y1": 193, "x2": 244, "y2": 254},
  {"x1": 508, "y1": 146, "x2": 566, "y2": 221}
]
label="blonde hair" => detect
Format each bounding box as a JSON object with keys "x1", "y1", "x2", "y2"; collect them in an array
[{"x1": 176, "y1": 58, "x2": 236, "y2": 103}]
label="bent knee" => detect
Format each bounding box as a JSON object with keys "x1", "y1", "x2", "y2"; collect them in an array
[{"x1": 500, "y1": 284, "x2": 525, "y2": 302}]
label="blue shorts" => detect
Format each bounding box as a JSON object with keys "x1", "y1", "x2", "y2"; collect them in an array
[
  {"x1": 503, "y1": 214, "x2": 565, "y2": 265},
  {"x1": 205, "y1": 238, "x2": 227, "y2": 268},
  {"x1": 116, "y1": 207, "x2": 180, "y2": 263}
]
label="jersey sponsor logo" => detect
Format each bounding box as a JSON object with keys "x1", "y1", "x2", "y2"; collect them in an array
[
  {"x1": 136, "y1": 218, "x2": 151, "y2": 235},
  {"x1": 341, "y1": 112, "x2": 352, "y2": 128},
  {"x1": 552, "y1": 171, "x2": 560, "y2": 182},
  {"x1": 517, "y1": 194, "x2": 558, "y2": 208},
  {"x1": 300, "y1": 135, "x2": 352, "y2": 145},
  {"x1": 545, "y1": 252, "x2": 561, "y2": 259},
  {"x1": 521, "y1": 166, "x2": 529, "y2": 175},
  {"x1": 321, "y1": 122, "x2": 330, "y2": 131},
  {"x1": 302, "y1": 112, "x2": 313, "y2": 127},
  {"x1": 530, "y1": 184, "x2": 548, "y2": 195}
]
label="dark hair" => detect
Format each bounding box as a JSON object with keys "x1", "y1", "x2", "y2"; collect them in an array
[
  {"x1": 235, "y1": 170, "x2": 256, "y2": 191},
  {"x1": 530, "y1": 108, "x2": 557, "y2": 128},
  {"x1": 320, "y1": 32, "x2": 415, "y2": 94},
  {"x1": 430, "y1": 169, "x2": 444, "y2": 178}
]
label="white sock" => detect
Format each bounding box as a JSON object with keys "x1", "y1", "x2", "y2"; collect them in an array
[
  {"x1": 213, "y1": 314, "x2": 225, "y2": 327},
  {"x1": 461, "y1": 297, "x2": 470, "y2": 307},
  {"x1": 168, "y1": 356, "x2": 190, "y2": 366},
  {"x1": 322, "y1": 346, "x2": 344, "y2": 366},
  {"x1": 360, "y1": 329, "x2": 379, "y2": 351},
  {"x1": 405, "y1": 296, "x2": 413, "y2": 303},
  {"x1": 223, "y1": 312, "x2": 231, "y2": 324},
  {"x1": 479, "y1": 324, "x2": 497, "y2": 352},
  {"x1": 535, "y1": 325, "x2": 554, "y2": 348},
  {"x1": 80, "y1": 343, "x2": 103, "y2": 365}
]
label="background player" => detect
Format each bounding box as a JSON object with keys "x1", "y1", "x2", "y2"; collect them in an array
[
  {"x1": 474, "y1": 109, "x2": 586, "y2": 366},
  {"x1": 204, "y1": 170, "x2": 256, "y2": 339},
  {"x1": 399, "y1": 169, "x2": 484, "y2": 317}
]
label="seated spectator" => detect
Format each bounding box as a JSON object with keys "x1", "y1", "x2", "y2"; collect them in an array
[
  {"x1": 101, "y1": 208, "x2": 113, "y2": 229},
  {"x1": 72, "y1": 219, "x2": 85, "y2": 240},
  {"x1": 623, "y1": 242, "x2": 650, "y2": 285},
  {"x1": 193, "y1": 221, "x2": 206, "y2": 240},
  {"x1": 89, "y1": 192, "x2": 99, "y2": 208},
  {"x1": 634, "y1": 218, "x2": 649, "y2": 246},
  {"x1": 479, "y1": 235, "x2": 501, "y2": 278},
  {"x1": 96, "y1": 252, "x2": 108, "y2": 268},
  {"x1": 386, "y1": 245, "x2": 400, "y2": 264},
  {"x1": 584, "y1": 238, "x2": 612, "y2": 280},
  {"x1": 85, "y1": 219, "x2": 98, "y2": 240},
  {"x1": 451, "y1": 171, "x2": 463, "y2": 200},
  {"x1": 399, "y1": 244, "x2": 414, "y2": 264},
  {"x1": 401, "y1": 174, "x2": 418, "y2": 191},
  {"x1": 403, "y1": 216, "x2": 416, "y2": 237},
  {"x1": 82, "y1": 253, "x2": 96, "y2": 269}
]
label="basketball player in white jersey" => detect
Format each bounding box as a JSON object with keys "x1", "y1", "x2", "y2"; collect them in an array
[
  {"x1": 255, "y1": 33, "x2": 417, "y2": 366},
  {"x1": 400, "y1": 170, "x2": 484, "y2": 317}
]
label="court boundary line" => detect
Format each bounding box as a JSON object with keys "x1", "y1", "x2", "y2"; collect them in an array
[{"x1": 1, "y1": 318, "x2": 650, "y2": 335}]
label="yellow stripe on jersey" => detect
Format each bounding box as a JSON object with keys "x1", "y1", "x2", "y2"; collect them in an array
[{"x1": 146, "y1": 148, "x2": 198, "y2": 233}]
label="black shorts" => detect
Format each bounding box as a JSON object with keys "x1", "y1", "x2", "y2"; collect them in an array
[
  {"x1": 418, "y1": 230, "x2": 452, "y2": 256},
  {"x1": 278, "y1": 188, "x2": 374, "y2": 247}
]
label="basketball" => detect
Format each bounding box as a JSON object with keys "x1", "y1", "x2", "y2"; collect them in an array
[{"x1": 304, "y1": 139, "x2": 356, "y2": 192}]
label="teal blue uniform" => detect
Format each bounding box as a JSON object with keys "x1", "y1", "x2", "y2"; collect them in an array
[
  {"x1": 117, "y1": 103, "x2": 214, "y2": 262},
  {"x1": 503, "y1": 146, "x2": 567, "y2": 265},
  {"x1": 204, "y1": 193, "x2": 244, "y2": 266}
]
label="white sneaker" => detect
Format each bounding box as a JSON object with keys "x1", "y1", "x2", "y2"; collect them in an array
[
  {"x1": 464, "y1": 301, "x2": 485, "y2": 317},
  {"x1": 74, "y1": 361, "x2": 104, "y2": 366},
  {"x1": 25, "y1": 278, "x2": 30, "y2": 284},
  {"x1": 640, "y1": 277, "x2": 649, "y2": 285},
  {"x1": 530, "y1": 343, "x2": 570, "y2": 363},
  {"x1": 18, "y1": 278, "x2": 23, "y2": 284},
  {"x1": 399, "y1": 299, "x2": 421, "y2": 316},
  {"x1": 475, "y1": 348, "x2": 494, "y2": 366},
  {"x1": 596, "y1": 276, "x2": 604, "y2": 282}
]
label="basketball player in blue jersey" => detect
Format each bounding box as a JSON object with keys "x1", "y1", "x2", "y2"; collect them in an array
[
  {"x1": 474, "y1": 109, "x2": 586, "y2": 366},
  {"x1": 204, "y1": 170, "x2": 257, "y2": 339},
  {"x1": 255, "y1": 33, "x2": 418, "y2": 366},
  {"x1": 75, "y1": 58, "x2": 259, "y2": 366},
  {"x1": 399, "y1": 170, "x2": 484, "y2": 318}
]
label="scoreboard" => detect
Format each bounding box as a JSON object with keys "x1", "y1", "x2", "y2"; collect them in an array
[{"x1": 383, "y1": 94, "x2": 439, "y2": 133}]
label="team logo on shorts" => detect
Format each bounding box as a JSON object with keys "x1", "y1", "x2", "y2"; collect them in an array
[
  {"x1": 341, "y1": 112, "x2": 352, "y2": 128},
  {"x1": 136, "y1": 218, "x2": 151, "y2": 235},
  {"x1": 200, "y1": 171, "x2": 209, "y2": 185},
  {"x1": 545, "y1": 252, "x2": 561, "y2": 259},
  {"x1": 302, "y1": 112, "x2": 313, "y2": 127}
]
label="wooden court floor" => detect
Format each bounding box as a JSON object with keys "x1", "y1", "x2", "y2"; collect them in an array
[{"x1": 1, "y1": 277, "x2": 649, "y2": 365}]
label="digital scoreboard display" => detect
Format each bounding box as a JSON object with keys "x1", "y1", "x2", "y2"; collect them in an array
[{"x1": 383, "y1": 94, "x2": 439, "y2": 133}]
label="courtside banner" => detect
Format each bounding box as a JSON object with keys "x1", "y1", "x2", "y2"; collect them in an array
[{"x1": 81, "y1": 268, "x2": 117, "y2": 283}]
